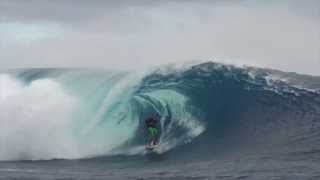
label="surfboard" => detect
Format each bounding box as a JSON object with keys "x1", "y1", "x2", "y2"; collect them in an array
[{"x1": 145, "y1": 144, "x2": 160, "y2": 153}]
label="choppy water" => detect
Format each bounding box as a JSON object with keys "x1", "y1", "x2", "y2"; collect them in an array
[{"x1": 1, "y1": 152, "x2": 319, "y2": 180}]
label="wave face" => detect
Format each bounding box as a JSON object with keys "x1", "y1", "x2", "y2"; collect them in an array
[{"x1": 0, "y1": 62, "x2": 320, "y2": 161}]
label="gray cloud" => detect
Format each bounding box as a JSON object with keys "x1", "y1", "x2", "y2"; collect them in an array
[
  {"x1": 0, "y1": 0, "x2": 222, "y2": 24},
  {"x1": 0, "y1": 0, "x2": 319, "y2": 75},
  {"x1": 1, "y1": 0, "x2": 319, "y2": 24}
]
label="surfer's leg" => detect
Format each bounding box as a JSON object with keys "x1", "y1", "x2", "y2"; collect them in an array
[
  {"x1": 148, "y1": 127, "x2": 155, "y2": 145},
  {"x1": 151, "y1": 128, "x2": 158, "y2": 145}
]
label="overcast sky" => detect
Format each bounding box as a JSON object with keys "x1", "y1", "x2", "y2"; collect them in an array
[{"x1": 0, "y1": 0, "x2": 319, "y2": 75}]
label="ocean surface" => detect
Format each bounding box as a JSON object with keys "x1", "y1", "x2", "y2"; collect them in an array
[{"x1": 0, "y1": 62, "x2": 319, "y2": 180}]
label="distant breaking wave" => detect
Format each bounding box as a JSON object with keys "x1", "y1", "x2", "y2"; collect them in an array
[{"x1": 0, "y1": 62, "x2": 319, "y2": 161}]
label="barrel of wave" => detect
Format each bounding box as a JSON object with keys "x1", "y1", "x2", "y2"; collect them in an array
[{"x1": 134, "y1": 89, "x2": 206, "y2": 153}]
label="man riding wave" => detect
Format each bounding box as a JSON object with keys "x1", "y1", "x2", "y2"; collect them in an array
[{"x1": 145, "y1": 116, "x2": 160, "y2": 146}]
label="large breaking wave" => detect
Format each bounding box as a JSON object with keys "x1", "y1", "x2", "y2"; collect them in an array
[{"x1": 0, "y1": 62, "x2": 319, "y2": 161}]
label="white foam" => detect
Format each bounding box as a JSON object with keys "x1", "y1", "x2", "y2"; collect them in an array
[{"x1": 0, "y1": 75, "x2": 80, "y2": 160}]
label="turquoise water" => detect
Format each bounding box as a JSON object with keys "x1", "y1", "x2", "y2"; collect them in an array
[{"x1": 0, "y1": 62, "x2": 320, "y2": 179}]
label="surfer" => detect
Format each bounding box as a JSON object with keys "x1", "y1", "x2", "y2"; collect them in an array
[{"x1": 145, "y1": 116, "x2": 159, "y2": 146}]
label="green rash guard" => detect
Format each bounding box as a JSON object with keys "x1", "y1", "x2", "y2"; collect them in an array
[{"x1": 148, "y1": 127, "x2": 158, "y2": 137}]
